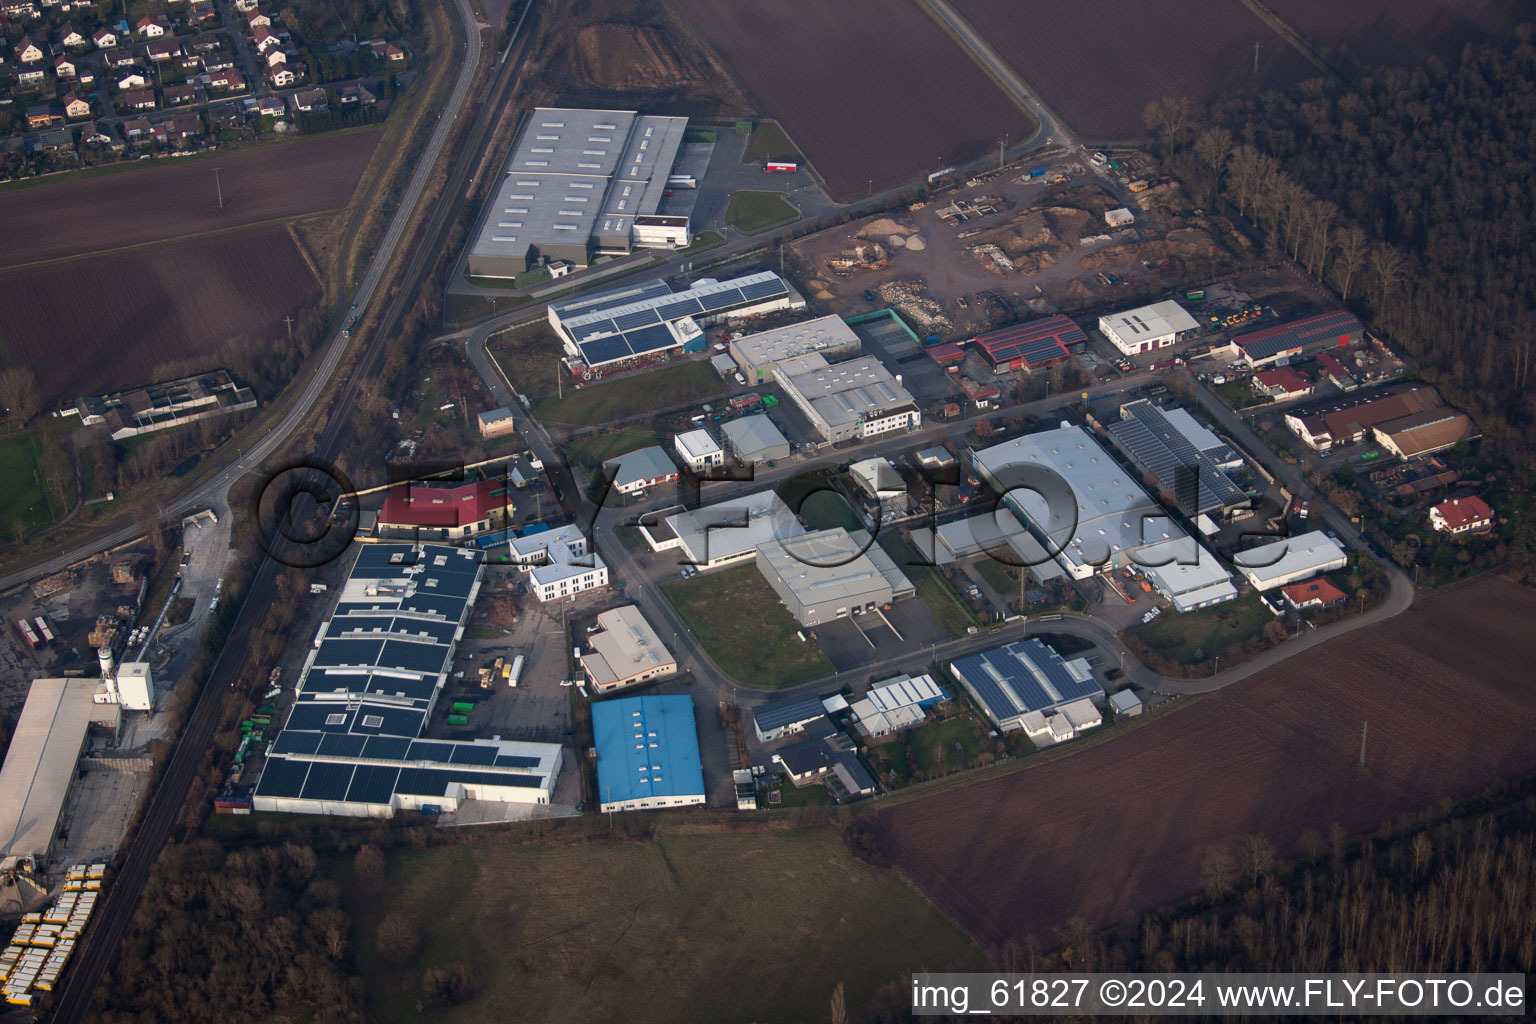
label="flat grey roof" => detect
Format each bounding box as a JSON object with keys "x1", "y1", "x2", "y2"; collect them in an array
[
  {"x1": 0, "y1": 678, "x2": 118, "y2": 868},
  {"x1": 730, "y1": 314, "x2": 859, "y2": 370},
  {"x1": 722, "y1": 414, "x2": 790, "y2": 457},
  {"x1": 470, "y1": 107, "x2": 687, "y2": 263},
  {"x1": 775, "y1": 353, "x2": 917, "y2": 429},
  {"x1": 758, "y1": 527, "x2": 913, "y2": 604}
]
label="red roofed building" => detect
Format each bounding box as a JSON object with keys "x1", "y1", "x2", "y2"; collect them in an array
[
  {"x1": 1281, "y1": 577, "x2": 1347, "y2": 611},
  {"x1": 927, "y1": 341, "x2": 964, "y2": 366},
  {"x1": 1313, "y1": 350, "x2": 1355, "y2": 389},
  {"x1": 377, "y1": 478, "x2": 510, "y2": 540},
  {"x1": 1428, "y1": 496, "x2": 1493, "y2": 535},
  {"x1": 972, "y1": 315, "x2": 1085, "y2": 371},
  {"x1": 1252, "y1": 366, "x2": 1312, "y2": 399}
]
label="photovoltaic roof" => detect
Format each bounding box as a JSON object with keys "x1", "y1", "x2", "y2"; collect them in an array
[
  {"x1": 951, "y1": 639, "x2": 1101, "y2": 720},
  {"x1": 752, "y1": 694, "x2": 828, "y2": 732},
  {"x1": 1107, "y1": 401, "x2": 1246, "y2": 515},
  {"x1": 974, "y1": 315, "x2": 1086, "y2": 367},
  {"x1": 1232, "y1": 309, "x2": 1363, "y2": 361}
]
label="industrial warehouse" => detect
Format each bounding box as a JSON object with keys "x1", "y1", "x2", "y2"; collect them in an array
[
  {"x1": 754, "y1": 527, "x2": 915, "y2": 626},
  {"x1": 641, "y1": 490, "x2": 803, "y2": 569},
  {"x1": 592, "y1": 695, "x2": 705, "y2": 813},
  {"x1": 1105, "y1": 399, "x2": 1249, "y2": 516},
  {"x1": 771, "y1": 352, "x2": 921, "y2": 442},
  {"x1": 252, "y1": 544, "x2": 564, "y2": 817},
  {"x1": 547, "y1": 271, "x2": 803, "y2": 370},
  {"x1": 1098, "y1": 300, "x2": 1198, "y2": 355},
  {"x1": 580, "y1": 605, "x2": 677, "y2": 694},
  {"x1": 466, "y1": 107, "x2": 693, "y2": 278},
  {"x1": 728, "y1": 314, "x2": 861, "y2": 382},
  {"x1": 949, "y1": 638, "x2": 1104, "y2": 743}
]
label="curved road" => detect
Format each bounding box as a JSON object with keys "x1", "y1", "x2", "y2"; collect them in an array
[{"x1": 0, "y1": 0, "x2": 484, "y2": 596}]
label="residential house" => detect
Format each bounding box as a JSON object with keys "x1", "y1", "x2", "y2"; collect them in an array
[
  {"x1": 1, "y1": 0, "x2": 38, "y2": 17},
  {"x1": 117, "y1": 71, "x2": 148, "y2": 90},
  {"x1": 177, "y1": 49, "x2": 202, "y2": 71},
  {"x1": 246, "y1": 9, "x2": 270, "y2": 29},
  {"x1": 57, "y1": 24, "x2": 86, "y2": 49},
  {"x1": 16, "y1": 63, "x2": 45, "y2": 87},
  {"x1": 168, "y1": 111, "x2": 201, "y2": 140},
  {"x1": 52, "y1": 53, "x2": 75, "y2": 79},
  {"x1": 232, "y1": 0, "x2": 258, "y2": 9},
  {"x1": 93, "y1": 28, "x2": 118, "y2": 49},
  {"x1": 251, "y1": 25, "x2": 278, "y2": 52},
  {"x1": 101, "y1": 47, "x2": 136, "y2": 68},
  {"x1": 384, "y1": 42, "x2": 405, "y2": 61},
  {"x1": 1281, "y1": 578, "x2": 1347, "y2": 612},
  {"x1": 122, "y1": 115, "x2": 153, "y2": 142},
  {"x1": 135, "y1": 14, "x2": 170, "y2": 38},
  {"x1": 29, "y1": 125, "x2": 74, "y2": 153},
  {"x1": 145, "y1": 38, "x2": 179, "y2": 62},
  {"x1": 62, "y1": 92, "x2": 90, "y2": 118},
  {"x1": 1252, "y1": 366, "x2": 1312, "y2": 400},
  {"x1": 190, "y1": 32, "x2": 222, "y2": 51},
  {"x1": 264, "y1": 48, "x2": 287, "y2": 67},
  {"x1": 289, "y1": 86, "x2": 325, "y2": 112},
  {"x1": 188, "y1": 0, "x2": 215, "y2": 22},
  {"x1": 336, "y1": 82, "x2": 375, "y2": 106},
  {"x1": 25, "y1": 105, "x2": 61, "y2": 129},
  {"x1": 1428, "y1": 496, "x2": 1494, "y2": 536},
  {"x1": 249, "y1": 94, "x2": 283, "y2": 116},
  {"x1": 121, "y1": 87, "x2": 155, "y2": 110},
  {"x1": 205, "y1": 68, "x2": 243, "y2": 91},
  {"x1": 17, "y1": 36, "x2": 45, "y2": 64},
  {"x1": 202, "y1": 50, "x2": 234, "y2": 71},
  {"x1": 267, "y1": 64, "x2": 295, "y2": 87},
  {"x1": 161, "y1": 83, "x2": 195, "y2": 105},
  {"x1": 77, "y1": 120, "x2": 114, "y2": 146}
]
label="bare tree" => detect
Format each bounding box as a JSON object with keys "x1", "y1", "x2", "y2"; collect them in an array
[
  {"x1": 1225, "y1": 145, "x2": 1267, "y2": 217},
  {"x1": 1142, "y1": 95, "x2": 1198, "y2": 155},
  {"x1": 1193, "y1": 126, "x2": 1233, "y2": 204},
  {"x1": 1368, "y1": 243, "x2": 1409, "y2": 318},
  {"x1": 1333, "y1": 225, "x2": 1368, "y2": 301},
  {"x1": 1306, "y1": 199, "x2": 1337, "y2": 278},
  {"x1": 0, "y1": 367, "x2": 40, "y2": 426},
  {"x1": 829, "y1": 982, "x2": 847, "y2": 1024}
]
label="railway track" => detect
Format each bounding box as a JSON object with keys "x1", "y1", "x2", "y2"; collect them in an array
[{"x1": 39, "y1": 1, "x2": 549, "y2": 1019}]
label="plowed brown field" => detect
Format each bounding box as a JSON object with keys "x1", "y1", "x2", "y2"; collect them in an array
[
  {"x1": 953, "y1": 0, "x2": 1314, "y2": 141},
  {"x1": 674, "y1": 0, "x2": 1035, "y2": 200},
  {"x1": 0, "y1": 128, "x2": 380, "y2": 269},
  {"x1": 0, "y1": 225, "x2": 319, "y2": 398},
  {"x1": 870, "y1": 575, "x2": 1536, "y2": 948}
]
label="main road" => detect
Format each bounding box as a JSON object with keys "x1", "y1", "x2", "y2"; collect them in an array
[
  {"x1": 41, "y1": 1, "x2": 489, "y2": 1019},
  {"x1": 0, "y1": 0, "x2": 487, "y2": 596}
]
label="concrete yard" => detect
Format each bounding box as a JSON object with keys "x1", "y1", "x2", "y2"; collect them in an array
[{"x1": 48, "y1": 759, "x2": 150, "y2": 872}]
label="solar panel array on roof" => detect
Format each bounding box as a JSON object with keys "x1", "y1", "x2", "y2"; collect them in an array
[
  {"x1": 1232, "y1": 309, "x2": 1362, "y2": 361},
  {"x1": 951, "y1": 639, "x2": 1102, "y2": 723},
  {"x1": 612, "y1": 307, "x2": 662, "y2": 332},
  {"x1": 752, "y1": 694, "x2": 828, "y2": 733},
  {"x1": 548, "y1": 278, "x2": 674, "y2": 319},
  {"x1": 974, "y1": 316, "x2": 1086, "y2": 367},
  {"x1": 1107, "y1": 401, "x2": 1246, "y2": 515},
  {"x1": 655, "y1": 297, "x2": 703, "y2": 320}
]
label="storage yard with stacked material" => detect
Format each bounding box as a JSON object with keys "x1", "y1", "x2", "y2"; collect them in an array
[{"x1": 2, "y1": 864, "x2": 101, "y2": 1007}]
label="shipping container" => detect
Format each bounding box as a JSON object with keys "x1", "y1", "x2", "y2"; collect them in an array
[
  {"x1": 446, "y1": 714, "x2": 469, "y2": 727},
  {"x1": 15, "y1": 620, "x2": 40, "y2": 650},
  {"x1": 506, "y1": 654, "x2": 524, "y2": 688},
  {"x1": 450, "y1": 701, "x2": 475, "y2": 714},
  {"x1": 33, "y1": 617, "x2": 51, "y2": 647}
]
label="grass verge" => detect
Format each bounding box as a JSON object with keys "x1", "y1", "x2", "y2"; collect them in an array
[
  {"x1": 879, "y1": 534, "x2": 979, "y2": 638},
  {"x1": 533, "y1": 361, "x2": 727, "y2": 429},
  {"x1": 741, "y1": 120, "x2": 803, "y2": 166},
  {"x1": 726, "y1": 190, "x2": 800, "y2": 234}
]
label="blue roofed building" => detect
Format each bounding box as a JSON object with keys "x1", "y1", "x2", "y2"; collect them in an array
[
  {"x1": 592, "y1": 694, "x2": 706, "y2": 813},
  {"x1": 949, "y1": 638, "x2": 1104, "y2": 734},
  {"x1": 252, "y1": 543, "x2": 563, "y2": 817}
]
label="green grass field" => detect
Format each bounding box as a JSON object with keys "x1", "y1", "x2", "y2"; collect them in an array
[
  {"x1": 1131, "y1": 589, "x2": 1272, "y2": 664},
  {"x1": 533, "y1": 361, "x2": 727, "y2": 429},
  {"x1": 726, "y1": 190, "x2": 800, "y2": 234},
  {"x1": 741, "y1": 120, "x2": 803, "y2": 166},
  {"x1": 972, "y1": 556, "x2": 1015, "y2": 596},
  {"x1": 880, "y1": 715, "x2": 990, "y2": 783},
  {"x1": 664, "y1": 564, "x2": 833, "y2": 688},
  {"x1": 565, "y1": 429, "x2": 662, "y2": 473},
  {"x1": 679, "y1": 229, "x2": 724, "y2": 255},
  {"x1": 0, "y1": 434, "x2": 56, "y2": 539},
  {"x1": 341, "y1": 827, "x2": 982, "y2": 1024}
]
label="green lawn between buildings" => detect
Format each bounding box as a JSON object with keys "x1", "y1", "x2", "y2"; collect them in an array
[
  {"x1": 725, "y1": 190, "x2": 800, "y2": 234},
  {"x1": 740, "y1": 120, "x2": 803, "y2": 166},
  {"x1": 341, "y1": 827, "x2": 983, "y2": 1024},
  {"x1": 0, "y1": 434, "x2": 56, "y2": 539},
  {"x1": 533, "y1": 361, "x2": 727, "y2": 429},
  {"x1": 1130, "y1": 589, "x2": 1273, "y2": 665},
  {"x1": 663, "y1": 564, "x2": 833, "y2": 689}
]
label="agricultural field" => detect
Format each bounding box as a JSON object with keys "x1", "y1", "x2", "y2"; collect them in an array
[
  {"x1": 664, "y1": 564, "x2": 834, "y2": 689},
  {"x1": 1264, "y1": 0, "x2": 1524, "y2": 67},
  {"x1": 0, "y1": 225, "x2": 321, "y2": 399},
  {"x1": 0, "y1": 130, "x2": 381, "y2": 268},
  {"x1": 674, "y1": 0, "x2": 1035, "y2": 200},
  {"x1": 866, "y1": 574, "x2": 1536, "y2": 948},
  {"x1": 953, "y1": 0, "x2": 1314, "y2": 140},
  {"x1": 343, "y1": 827, "x2": 983, "y2": 1024}
]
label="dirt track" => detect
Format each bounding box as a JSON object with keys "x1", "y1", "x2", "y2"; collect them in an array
[{"x1": 869, "y1": 574, "x2": 1536, "y2": 949}]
